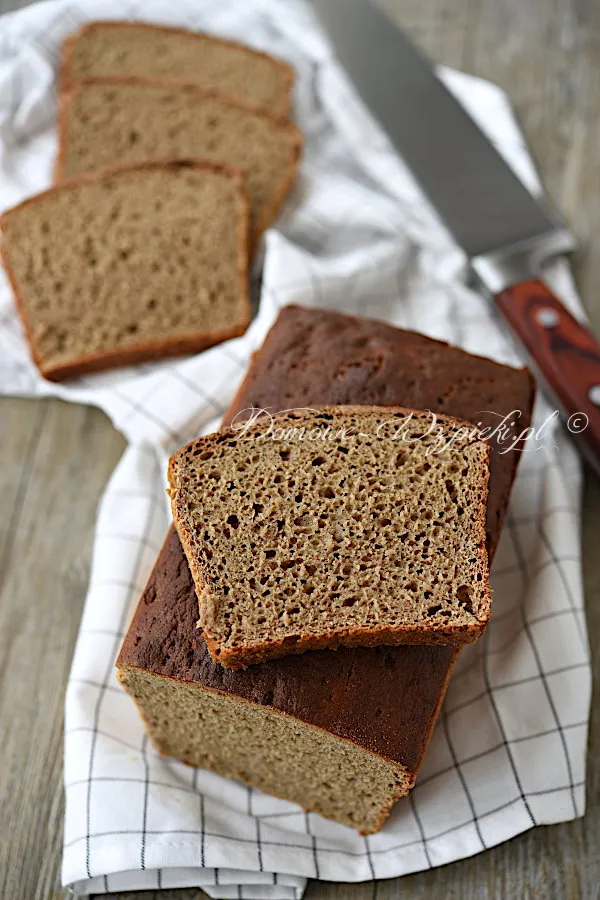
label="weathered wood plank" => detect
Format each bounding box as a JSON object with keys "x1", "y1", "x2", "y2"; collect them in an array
[{"x1": 0, "y1": 398, "x2": 124, "y2": 900}]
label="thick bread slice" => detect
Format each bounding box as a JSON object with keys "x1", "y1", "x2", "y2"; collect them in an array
[
  {"x1": 0, "y1": 161, "x2": 250, "y2": 381},
  {"x1": 168, "y1": 405, "x2": 492, "y2": 669},
  {"x1": 60, "y1": 21, "x2": 295, "y2": 117},
  {"x1": 55, "y1": 79, "x2": 302, "y2": 247}
]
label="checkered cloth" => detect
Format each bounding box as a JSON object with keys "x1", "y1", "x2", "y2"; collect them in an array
[{"x1": 0, "y1": 0, "x2": 592, "y2": 896}]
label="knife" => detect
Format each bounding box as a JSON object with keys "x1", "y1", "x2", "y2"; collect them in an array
[{"x1": 312, "y1": 0, "x2": 600, "y2": 475}]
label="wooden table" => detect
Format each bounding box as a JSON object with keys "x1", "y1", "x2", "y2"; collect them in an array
[{"x1": 1, "y1": 1, "x2": 599, "y2": 897}]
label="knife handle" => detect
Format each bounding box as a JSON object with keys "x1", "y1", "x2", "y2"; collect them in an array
[{"x1": 495, "y1": 278, "x2": 600, "y2": 475}]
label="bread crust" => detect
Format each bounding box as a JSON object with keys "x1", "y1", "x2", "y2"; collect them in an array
[
  {"x1": 202, "y1": 618, "x2": 485, "y2": 670},
  {"x1": 0, "y1": 159, "x2": 251, "y2": 381},
  {"x1": 53, "y1": 75, "x2": 302, "y2": 253},
  {"x1": 59, "y1": 19, "x2": 295, "y2": 117},
  {"x1": 37, "y1": 325, "x2": 250, "y2": 382},
  {"x1": 168, "y1": 404, "x2": 492, "y2": 669}
]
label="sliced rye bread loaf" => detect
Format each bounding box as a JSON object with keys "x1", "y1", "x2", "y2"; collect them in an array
[
  {"x1": 0, "y1": 160, "x2": 250, "y2": 381},
  {"x1": 168, "y1": 405, "x2": 492, "y2": 669},
  {"x1": 117, "y1": 305, "x2": 535, "y2": 834},
  {"x1": 60, "y1": 21, "x2": 294, "y2": 117},
  {"x1": 55, "y1": 79, "x2": 302, "y2": 248}
]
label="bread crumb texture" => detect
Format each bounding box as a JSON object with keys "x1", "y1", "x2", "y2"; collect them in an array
[
  {"x1": 169, "y1": 406, "x2": 491, "y2": 666},
  {"x1": 0, "y1": 163, "x2": 249, "y2": 377},
  {"x1": 118, "y1": 667, "x2": 411, "y2": 834}
]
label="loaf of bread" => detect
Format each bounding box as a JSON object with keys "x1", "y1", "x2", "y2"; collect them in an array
[
  {"x1": 0, "y1": 161, "x2": 249, "y2": 380},
  {"x1": 60, "y1": 21, "x2": 294, "y2": 117},
  {"x1": 56, "y1": 79, "x2": 302, "y2": 247},
  {"x1": 169, "y1": 405, "x2": 491, "y2": 668},
  {"x1": 117, "y1": 305, "x2": 535, "y2": 833}
]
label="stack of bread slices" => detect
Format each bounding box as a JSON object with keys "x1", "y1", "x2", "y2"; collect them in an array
[
  {"x1": 116, "y1": 304, "x2": 536, "y2": 834},
  {"x1": 0, "y1": 22, "x2": 302, "y2": 380}
]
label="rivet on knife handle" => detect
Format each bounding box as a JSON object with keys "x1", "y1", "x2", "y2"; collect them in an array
[{"x1": 495, "y1": 278, "x2": 600, "y2": 475}]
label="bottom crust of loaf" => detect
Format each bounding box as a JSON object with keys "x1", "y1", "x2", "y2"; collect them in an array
[
  {"x1": 117, "y1": 665, "x2": 414, "y2": 835},
  {"x1": 38, "y1": 322, "x2": 249, "y2": 381},
  {"x1": 203, "y1": 618, "x2": 485, "y2": 671}
]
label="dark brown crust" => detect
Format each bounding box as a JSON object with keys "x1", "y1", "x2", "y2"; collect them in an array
[
  {"x1": 0, "y1": 159, "x2": 251, "y2": 382},
  {"x1": 38, "y1": 325, "x2": 249, "y2": 382},
  {"x1": 59, "y1": 20, "x2": 295, "y2": 117},
  {"x1": 117, "y1": 306, "x2": 535, "y2": 792},
  {"x1": 168, "y1": 404, "x2": 492, "y2": 668},
  {"x1": 53, "y1": 76, "x2": 303, "y2": 252},
  {"x1": 202, "y1": 618, "x2": 485, "y2": 669}
]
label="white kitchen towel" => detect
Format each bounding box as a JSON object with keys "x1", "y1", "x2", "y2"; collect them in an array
[{"x1": 0, "y1": 0, "x2": 591, "y2": 897}]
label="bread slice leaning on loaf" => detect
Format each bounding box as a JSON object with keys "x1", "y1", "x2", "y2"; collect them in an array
[
  {"x1": 55, "y1": 79, "x2": 302, "y2": 248},
  {"x1": 117, "y1": 304, "x2": 535, "y2": 834},
  {"x1": 168, "y1": 405, "x2": 492, "y2": 669},
  {"x1": 0, "y1": 160, "x2": 250, "y2": 380},
  {"x1": 60, "y1": 20, "x2": 295, "y2": 117}
]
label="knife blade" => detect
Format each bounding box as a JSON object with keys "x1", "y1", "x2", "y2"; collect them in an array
[{"x1": 312, "y1": 0, "x2": 600, "y2": 475}]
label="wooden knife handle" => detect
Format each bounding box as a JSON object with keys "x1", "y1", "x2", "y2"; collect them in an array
[{"x1": 495, "y1": 278, "x2": 600, "y2": 475}]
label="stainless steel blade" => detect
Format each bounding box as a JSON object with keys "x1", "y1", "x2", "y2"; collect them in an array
[{"x1": 312, "y1": 0, "x2": 567, "y2": 260}]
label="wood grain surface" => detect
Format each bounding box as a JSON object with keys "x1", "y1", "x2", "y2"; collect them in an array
[{"x1": 1, "y1": 0, "x2": 600, "y2": 898}]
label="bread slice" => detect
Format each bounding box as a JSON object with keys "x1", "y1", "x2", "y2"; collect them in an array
[
  {"x1": 60, "y1": 21, "x2": 294, "y2": 117},
  {"x1": 0, "y1": 161, "x2": 250, "y2": 381},
  {"x1": 55, "y1": 79, "x2": 302, "y2": 248},
  {"x1": 168, "y1": 405, "x2": 492, "y2": 669}
]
